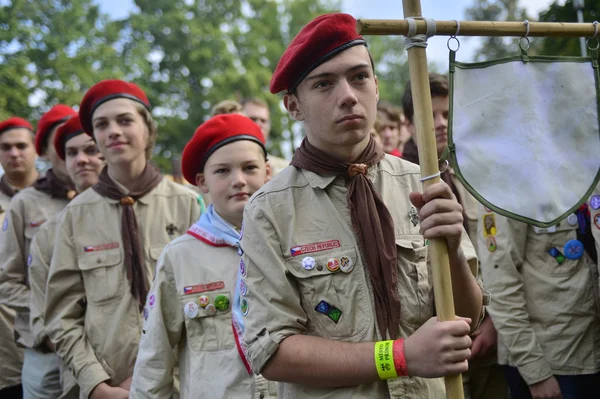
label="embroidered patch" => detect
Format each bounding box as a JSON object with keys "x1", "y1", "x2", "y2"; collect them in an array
[
  {"x1": 241, "y1": 298, "x2": 249, "y2": 316},
  {"x1": 183, "y1": 281, "x2": 225, "y2": 295},
  {"x1": 486, "y1": 236, "x2": 497, "y2": 252},
  {"x1": 2, "y1": 217, "x2": 8, "y2": 231},
  {"x1": 166, "y1": 223, "x2": 178, "y2": 235},
  {"x1": 548, "y1": 247, "x2": 566, "y2": 265},
  {"x1": 83, "y1": 242, "x2": 119, "y2": 253},
  {"x1": 29, "y1": 220, "x2": 45, "y2": 228},
  {"x1": 482, "y1": 214, "x2": 497, "y2": 237},
  {"x1": 148, "y1": 294, "x2": 156, "y2": 308},
  {"x1": 408, "y1": 207, "x2": 419, "y2": 227},
  {"x1": 239, "y1": 279, "x2": 248, "y2": 296},
  {"x1": 239, "y1": 259, "x2": 247, "y2": 277},
  {"x1": 591, "y1": 195, "x2": 600, "y2": 210},
  {"x1": 290, "y1": 240, "x2": 341, "y2": 257},
  {"x1": 315, "y1": 300, "x2": 342, "y2": 324},
  {"x1": 27, "y1": 254, "x2": 33, "y2": 267}
]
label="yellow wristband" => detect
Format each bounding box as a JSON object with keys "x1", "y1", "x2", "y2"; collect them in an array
[{"x1": 374, "y1": 340, "x2": 398, "y2": 380}]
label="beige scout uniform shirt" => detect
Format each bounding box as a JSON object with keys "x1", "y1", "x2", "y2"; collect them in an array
[
  {"x1": 130, "y1": 232, "x2": 276, "y2": 399},
  {"x1": 588, "y1": 187, "x2": 600, "y2": 297},
  {"x1": 45, "y1": 178, "x2": 200, "y2": 399},
  {"x1": 477, "y1": 204, "x2": 600, "y2": 385},
  {"x1": 0, "y1": 186, "x2": 70, "y2": 347},
  {"x1": 240, "y1": 154, "x2": 480, "y2": 399},
  {"x1": 0, "y1": 189, "x2": 24, "y2": 390}
]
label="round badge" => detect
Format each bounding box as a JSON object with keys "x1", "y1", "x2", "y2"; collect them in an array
[
  {"x1": 327, "y1": 258, "x2": 340, "y2": 272},
  {"x1": 240, "y1": 279, "x2": 248, "y2": 296},
  {"x1": 563, "y1": 240, "x2": 584, "y2": 260},
  {"x1": 339, "y1": 256, "x2": 354, "y2": 273},
  {"x1": 566, "y1": 213, "x2": 578, "y2": 226},
  {"x1": 486, "y1": 236, "x2": 497, "y2": 252},
  {"x1": 239, "y1": 259, "x2": 247, "y2": 277},
  {"x1": 241, "y1": 298, "x2": 249, "y2": 316},
  {"x1": 143, "y1": 307, "x2": 149, "y2": 320},
  {"x1": 184, "y1": 302, "x2": 199, "y2": 319},
  {"x1": 591, "y1": 195, "x2": 600, "y2": 210},
  {"x1": 204, "y1": 303, "x2": 217, "y2": 315},
  {"x1": 595, "y1": 213, "x2": 600, "y2": 230},
  {"x1": 302, "y1": 256, "x2": 316, "y2": 270},
  {"x1": 198, "y1": 295, "x2": 210, "y2": 308},
  {"x1": 214, "y1": 295, "x2": 230, "y2": 311},
  {"x1": 148, "y1": 294, "x2": 156, "y2": 308},
  {"x1": 237, "y1": 246, "x2": 244, "y2": 256}
]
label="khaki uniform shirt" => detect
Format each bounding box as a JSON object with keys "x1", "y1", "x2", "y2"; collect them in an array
[
  {"x1": 0, "y1": 186, "x2": 70, "y2": 347},
  {"x1": 239, "y1": 155, "x2": 482, "y2": 399},
  {"x1": 267, "y1": 154, "x2": 289, "y2": 176},
  {"x1": 0, "y1": 189, "x2": 24, "y2": 390},
  {"x1": 130, "y1": 232, "x2": 276, "y2": 398},
  {"x1": 45, "y1": 179, "x2": 200, "y2": 399},
  {"x1": 588, "y1": 186, "x2": 600, "y2": 298},
  {"x1": 477, "y1": 202, "x2": 600, "y2": 385}
]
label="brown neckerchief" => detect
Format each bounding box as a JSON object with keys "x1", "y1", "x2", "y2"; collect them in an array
[
  {"x1": 92, "y1": 165, "x2": 163, "y2": 311},
  {"x1": 33, "y1": 169, "x2": 76, "y2": 200},
  {"x1": 290, "y1": 136, "x2": 401, "y2": 339},
  {"x1": 0, "y1": 174, "x2": 18, "y2": 198}
]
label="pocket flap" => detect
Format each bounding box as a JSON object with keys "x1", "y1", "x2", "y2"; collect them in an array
[
  {"x1": 286, "y1": 247, "x2": 358, "y2": 278},
  {"x1": 78, "y1": 249, "x2": 122, "y2": 271}
]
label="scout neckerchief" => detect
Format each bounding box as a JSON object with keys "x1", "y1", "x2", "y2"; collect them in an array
[
  {"x1": 0, "y1": 174, "x2": 18, "y2": 199},
  {"x1": 186, "y1": 204, "x2": 240, "y2": 247},
  {"x1": 33, "y1": 169, "x2": 76, "y2": 200},
  {"x1": 92, "y1": 164, "x2": 163, "y2": 311},
  {"x1": 290, "y1": 135, "x2": 401, "y2": 339}
]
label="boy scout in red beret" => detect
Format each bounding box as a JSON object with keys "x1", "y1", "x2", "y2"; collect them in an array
[
  {"x1": 44, "y1": 80, "x2": 200, "y2": 399},
  {"x1": 130, "y1": 114, "x2": 276, "y2": 398},
  {"x1": 235, "y1": 13, "x2": 486, "y2": 398},
  {"x1": 0, "y1": 116, "x2": 38, "y2": 397},
  {"x1": 0, "y1": 105, "x2": 77, "y2": 398}
]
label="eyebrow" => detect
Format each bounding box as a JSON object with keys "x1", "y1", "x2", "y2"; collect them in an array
[
  {"x1": 65, "y1": 139, "x2": 96, "y2": 151},
  {"x1": 304, "y1": 63, "x2": 371, "y2": 83},
  {"x1": 92, "y1": 112, "x2": 135, "y2": 123}
]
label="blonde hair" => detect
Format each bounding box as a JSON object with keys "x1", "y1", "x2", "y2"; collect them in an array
[
  {"x1": 134, "y1": 102, "x2": 157, "y2": 160},
  {"x1": 211, "y1": 100, "x2": 242, "y2": 116}
]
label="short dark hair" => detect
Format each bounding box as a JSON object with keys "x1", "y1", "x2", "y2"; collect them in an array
[
  {"x1": 377, "y1": 100, "x2": 402, "y2": 124},
  {"x1": 402, "y1": 73, "x2": 448, "y2": 124},
  {"x1": 241, "y1": 98, "x2": 269, "y2": 109}
]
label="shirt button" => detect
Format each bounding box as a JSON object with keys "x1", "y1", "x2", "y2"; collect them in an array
[
  {"x1": 96, "y1": 258, "x2": 102, "y2": 264},
  {"x1": 259, "y1": 394, "x2": 265, "y2": 399}
]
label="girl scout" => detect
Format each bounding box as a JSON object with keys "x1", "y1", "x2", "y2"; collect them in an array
[
  {"x1": 129, "y1": 114, "x2": 275, "y2": 398},
  {"x1": 44, "y1": 80, "x2": 200, "y2": 399}
]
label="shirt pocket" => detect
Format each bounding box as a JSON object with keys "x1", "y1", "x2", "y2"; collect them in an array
[
  {"x1": 182, "y1": 290, "x2": 234, "y2": 352},
  {"x1": 78, "y1": 249, "x2": 124, "y2": 303},
  {"x1": 396, "y1": 239, "x2": 432, "y2": 328},
  {"x1": 527, "y1": 224, "x2": 582, "y2": 276},
  {"x1": 285, "y1": 247, "x2": 370, "y2": 340}
]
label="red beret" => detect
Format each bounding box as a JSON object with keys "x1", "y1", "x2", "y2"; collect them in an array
[
  {"x1": 182, "y1": 114, "x2": 267, "y2": 185},
  {"x1": 0, "y1": 117, "x2": 33, "y2": 136},
  {"x1": 79, "y1": 80, "x2": 151, "y2": 134},
  {"x1": 35, "y1": 105, "x2": 77, "y2": 155},
  {"x1": 270, "y1": 13, "x2": 366, "y2": 94},
  {"x1": 53, "y1": 115, "x2": 89, "y2": 160}
]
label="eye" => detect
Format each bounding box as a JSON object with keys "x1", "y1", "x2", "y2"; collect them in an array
[
  {"x1": 354, "y1": 72, "x2": 369, "y2": 82},
  {"x1": 84, "y1": 146, "x2": 100, "y2": 155},
  {"x1": 16, "y1": 143, "x2": 28, "y2": 150},
  {"x1": 314, "y1": 81, "x2": 331, "y2": 89},
  {"x1": 66, "y1": 149, "x2": 77, "y2": 157},
  {"x1": 215, "y1": 168, "x2": 228, "y2": 174},
  {"x1": 245, "y1": 164, "x2": 259, "y2": 171},
  {"x1": 94, "y1": 121, "x2": 107, "y2": 129}
]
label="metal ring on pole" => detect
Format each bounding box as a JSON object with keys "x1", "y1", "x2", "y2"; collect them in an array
[
  {"x1": 519, "y1": 20, "x2": 531, "y2": 51},
  {"x1": 586, "y1": 21, "x2": 600, "y2": 51},
  {"x1": 447, "y1": 20, "x2": 461, "y2": 52}
]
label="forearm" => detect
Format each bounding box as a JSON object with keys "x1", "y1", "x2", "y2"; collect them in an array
[
  {"x1": 449, "y1": 248, "x2": 483, "y2": 325},
  {"x1": 262, "y1": 335, "x2": 378, "y2": 386}
]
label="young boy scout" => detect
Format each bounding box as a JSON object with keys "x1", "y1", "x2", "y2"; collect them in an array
[
  {"x1": 28, "y1": 115, "x2": 105, "y2": 399},
  {"x1": 0, "y1": 105, "x2": 77, "y2": 398},
  {"x1": 0, "y1": 116, "x2": 39, "y2": 397},
  {"x1": 478, "y1": 198, "x2": 600, "y2": 398},
  {"x1": 235, "y1": 13, "x2": 486, "y2": 399},
  {"x1": 44, "y1": 80, "x2": 200, "y2": 399},
  {"x1": 130, "y1": 114, "x2": 276, "y2": 398}
]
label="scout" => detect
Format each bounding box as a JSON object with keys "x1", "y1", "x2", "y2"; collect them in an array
[
  {"x1": 28, "y1": 114, "x2": 106, "y2": 399},
  {"x1": 0, "y1": 116, "x2": 39, "y2": 397},
  {"x1": 44, "y1": 80, "x2": 200, "y2": 399},
  {"x1": 478, "y1": 199, "x2": 600, "y2": 398},
  {"x1": 130, "y1": 114, "x2": 276, "y2": 398},
  {"x1": 235, "y1": 13, "x2": 486, "y2": 399},
  {"x1": 0, "y1": 105, "x2": 77, "y2": 398}
]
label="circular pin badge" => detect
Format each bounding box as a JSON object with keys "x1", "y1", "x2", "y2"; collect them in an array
[
  {"x1": 214, "y1": 295, "x2": 230, "y2": 312},
  {"x1": 563, "y1": 240, "x2": 584, "y2": 260},
  {"x1": 591, "y1": 195, "x2": 600, "y2": 210},
  {"x1": 327, "y1": 258, "x2": 340, "y2": 272},
  {"x1": 241, "y1": 298, "x2": 249, "y2": 316},
  {"x1": 148, "y1": 294, "x2": 156, "y2": 308},
  {"x1": 486, "y1": 236, "x2": 497, "y2": 252},
  {"x1": 205, "y1": 303, "x2": 217, "y2": 315},
  {"x1": 595, "y1": 213, "x2": 600, "y2": 230},
  {"x1": 339, "y1": 256, "x2": 354, "y2": 273},
  {"x1": 567, "y1": 213, "x2": 578, "y2": 226},
  {"x1": 239, "y1": 259, "x2": 247, "y2": 277},
  {"x1": 184, "y1": 302, "x2": 199, "y2": 319},
  {"x1": 27, "y1": 255, "x2": 33, "y2": 267},
  {"x1": 198, "y1": 295, "x2": 210, "y2": 308},
  {"x1": 240, "y1": 279, "x2": 248, "y2": 296},
  {"x1": 302, "y1": 256, "x2": 316, "y2": 270}
]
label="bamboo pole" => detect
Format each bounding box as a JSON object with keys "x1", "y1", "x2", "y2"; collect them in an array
[
  {"x1": 358, "y1": 19, "x2": 599, "y2": 37},
  {"x1": 400, "y1": 1, "x2": 464, "y2": 399}
]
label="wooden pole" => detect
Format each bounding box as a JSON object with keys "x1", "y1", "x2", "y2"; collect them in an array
[
  {"x1": 401, "y1": 1, "x2": 464, "y2": 398},
  {"x1": 358, "y1": 19, "x2": 599, "y2": 37}
]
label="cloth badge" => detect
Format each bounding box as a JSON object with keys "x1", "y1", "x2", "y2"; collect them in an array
[
  {"x1": 183, "y1": 281, "x2": 225, "y2": 295},
  {"x1": 563, "y1": 240, "x2": 584, "y2": 260},
  {"x1": 302, "y1": 256, "x2": 316, "y2": 270},
  {"x1": 591, "y1": 195, "x2": 600, "y2": 210},
  {"x1": 239, "y1": 259, "x2": 247, "y2": 277},
  {"x1": 148, "y1": 294, "x2": 156, "y2": 308},
  {"x1": 214, "y1": 295, "x2": 230, "y2": 311},
  {"x1": 198, "y1": 295, "x2": 210, "y2": 308},
  {"x1": 240, "y1": 280, "x2": 248, "y2": 296},
  {"x1": 290, "y1": 240, "x2": 341, "y2": 257},
  {"x1": 408, "y1": 207, "x2": 419, "y2": 227},
  {"x1": 241, "y1": 298, "x2": 249, "y2": 316},
  {"x1": 83, "y1": 242, "x2": 119, "y2": 253},
  {"x1": 315, "y1": 300, "x2": 342, "y2": 323},
  {"x1": 594, "y1": 213, "x2": 600, "y2": 229},
  {"x1": 482, "y1": 214, "x2": 497, "y2": 237},
  {"x1": 2, "y1": 217, "x2": 8, "y2": 231},
  {"x1": 486, "y1": 236, "x2": 497, "y2": 252},
  {"x1": 327, "y1": 258, "x2": 340, "y2": 272},
  {"x1": 548, "y1": 247, "x2": 566, "y2": 265}
]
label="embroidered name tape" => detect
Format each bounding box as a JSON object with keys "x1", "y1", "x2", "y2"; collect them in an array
[
  {"x1": 29, "y1": 220, "x2": 45, "y2": 228},
  {"x1": 290, "y1": 240, "x2": 341, "y2": 257},
  {"x1": 83, "y1": 242, "x2": 120, "y2": 253},
  {"x1": 183, "y1": 281, "x2": 225, "y2": 295}
]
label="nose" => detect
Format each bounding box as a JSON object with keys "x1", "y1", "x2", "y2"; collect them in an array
[
  {"x1": 337, "y1": 80, "x2": 358, "y2": 109},
  {"x1": 434, "y1": 113, "x2": 448, "y2": 131},
  {"x1": 74, "y1": 150, "x2": 89, "y2": 166},
  {"x1": 107, "y1": 120, "x2": 123, "y2": 140},
  {"x1": 7, "y1": 146, "x2": 20, "y2": 158},
  {"x1": 231, "y1": 168, "x2": 247, "y2": 189},
  {"x1": 383, "y1": 127, "x2": 393, "y2": 139}
]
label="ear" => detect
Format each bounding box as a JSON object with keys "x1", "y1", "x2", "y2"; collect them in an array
[
  {"x1": 195, "y1": 172, "x2": 209, "y2": 194},
  {"x1": 264, "y1": 161, "x2": 273, "y2": 183},
  {"x1": 283, "y1": 93, "x2": 304, "y2": 122}
]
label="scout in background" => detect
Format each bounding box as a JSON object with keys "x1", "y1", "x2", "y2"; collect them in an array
[
  {"x1": 0, "y1": 105, "x2": 77, "y2": 399},
  {"x1": 28, "y1": 115, "x2": 106, "y2": 399},
  {"x1": 44, "y1": 80, "x2": 200, "y2": 399},
  {"x1": 0, "y1": 116, "x2": 39, "y2": 397},
  {"x1": 130, "y1": 114, "x2": 276, "y2": 398},
  {"x1": 478, "y1": 197, "x2": 600, "y2": 398}
]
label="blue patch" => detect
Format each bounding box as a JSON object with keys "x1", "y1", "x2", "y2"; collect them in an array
[
  {"x1": 27, "y1": 255, "x2": 32, "y2": 267},
  {"x1": 564, "y1": 240, "x2": 584, "y2": 260},
  {"x1": 2, "y1": 217, "x2": 7, "y2": 232}
]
